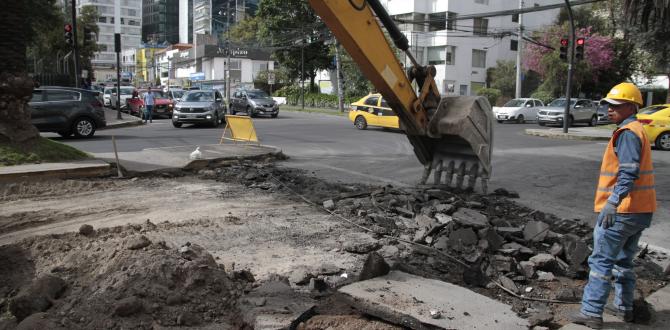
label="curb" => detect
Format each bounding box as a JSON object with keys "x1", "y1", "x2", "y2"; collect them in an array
[
  {"x1": 100, "y1": 119, "x2": 143, "y2": 130},
  {"x1": 0, "y1": 161, "x2": 111, "y2": 183},
  {"x1": 525, "y1": 129, "x2": 610, "y2": 141}
]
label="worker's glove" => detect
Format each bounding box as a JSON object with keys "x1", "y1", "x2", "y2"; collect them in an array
[{"x1": 598, "y1": 202, "x2": 617, "y2": 229}]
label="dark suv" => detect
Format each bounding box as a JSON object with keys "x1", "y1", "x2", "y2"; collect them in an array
[
  {"x1": 229, "y1": 89, "x2": 279, "y2": 118},
  {"x1": 29, "y1": 87, "x2": 106, "y2": 138}
]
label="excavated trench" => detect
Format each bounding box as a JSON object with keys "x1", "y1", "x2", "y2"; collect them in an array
[{"x1": 0, "y1": 158, "x2": 667, "y2": 329}]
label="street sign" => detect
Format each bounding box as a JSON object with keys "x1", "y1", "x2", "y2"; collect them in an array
[
  {"x1": 190, "y1": 72, "x2": 205, "y2": 81},
  {"x1": 267, "y1": 71, "x2": 275, "y2": 85}
]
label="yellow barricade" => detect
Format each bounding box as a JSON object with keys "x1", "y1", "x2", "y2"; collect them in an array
[{"x1": 220, "y1": 115, "x2": 259, "y2": 144}]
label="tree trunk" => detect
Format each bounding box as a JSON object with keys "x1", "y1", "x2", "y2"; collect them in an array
[{"x1": 0, "y1": 1, "x2": 40, "y2": 145}]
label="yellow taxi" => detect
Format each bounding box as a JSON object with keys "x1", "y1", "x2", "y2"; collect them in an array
[
  {"x1": 637, "y1": 104, "x2": 670, "y2": 151},
  {"x1": 348, "y1": 93, "x2": 399, "y2": 130}
]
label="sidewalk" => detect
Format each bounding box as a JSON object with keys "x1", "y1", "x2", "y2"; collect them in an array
[
  {"x1": 525, "y1": 127, "x2": 612, "y2": 141},
  {"x1": 100, "y1": 107, "x2": 143, "y2": 129},
  {"x1": 0, "y1": 144, "x2": 282, "y2": 182}
]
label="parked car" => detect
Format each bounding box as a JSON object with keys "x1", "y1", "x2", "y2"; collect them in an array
[
  {"x1": 125, "y1": 89, "x2": 175, "y2": 118},
  {"x1": 171, "y1": 90, "x2": 226, "y2": 127},
  {"x1": 229, "y1": 89, "x2": 279, "y2": 118},
  {"x1": 166, "y1": 89, "x2": 186, "y2": 103},
  {"x1": 29, "y1": 86, "x2": 106, "y2": 138},
  {"x1": 536, "y1": 98, "x2": 598, "y2": 127},
  {"x1": 492, "y1": 98, "x2": 544, "y2": 124},
  {"x1": 636, "y1": 104, "x2": 670, "y2": 151},
  {"x1": 595, "y1": 103, "x2": 611, "y2": 125},
  {"x1": 348, "y1": 93, "x2": 399, "y2": 130},
  {"x1": 109, "y1": 86, "x2": 135, "y2": 110},
  {"x1": 102, "y1": 86, "x2": 115, "y2": 106}
]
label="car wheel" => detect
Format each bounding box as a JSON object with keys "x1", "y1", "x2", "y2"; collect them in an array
[
  {"x1": 212, "y1": 113, "x2": 220, "y2": 127},
  {"x1": 72, "y1": 117, "x2": 96, "y2": 138},
  {"x1": 497, "y1": 120, "x2": 503, "y2": 124},
  {"x1": 588, "y1": 115, "x2": 597, "y2": 127},
  {"x1": 172, "y1": 121, "x2": 183, "y2": 128},
  {"x1": 538, "y1": 122, "x2": 546, "y2": 126},
  {"x1": 247, "y1": 107, "x2": 256, "y2": 118},
  {"x1": 516, "y1": 115, "x2": 525, "y2": 124},
  {"x1": 57, "y1": 130, "x2": 72, "y2": 138},
  {"x1": 656, "y1": 132, "x2": 670, "y2": 151},
  {"x1": 354, "y1": 116, "x2": 367, "y2": 130}
]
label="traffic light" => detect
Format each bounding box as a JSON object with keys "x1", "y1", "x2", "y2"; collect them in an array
[
  {"x1": 559, "y1": 37, "x2": 568, "y2": 61},
  {"x1": 64, "y1": 24, "x2": 73, "y2": 46},
  {"x1": 575, "y1": 37, "x2": 585, "y2": 61}
]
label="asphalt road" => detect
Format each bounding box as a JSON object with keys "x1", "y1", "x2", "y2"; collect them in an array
[{"x1": 49, "y1": 110, "x2": 670, "y2": 249}]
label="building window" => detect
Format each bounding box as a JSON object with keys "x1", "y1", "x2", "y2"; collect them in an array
[
  {"x1": 473, "y1": 18, "x2": 488, "y2": 35},
  {"x1": 444, "y1": 80, "x2": 455, "y2": 93},
  {"x1": 511, "y1": 39, "x2": 518, "y2": 51},
  {"x1": 475, "y1": 0, "x2": 489, "y2": 4},
  {"x1": 512, "y1": 14, "x2": 519, "y2": 22},
  {"x1": 427, "y1": 46, "x2": 445, "y2": 65},
  {"x1": 447, "y1": 12, "x2": 457, "y2": 31},
  {"x1": 99, "y1": 16, "x2": 107, "y2": 23},
  {"x1": 393, "y1": 13, "x2": 424, "y2": 32},
  {"x1": 446, "y1": 46, "x2": 455, "y2": 65},
  {"x1": 459, "y1": 84, "x2": 468, "y2": 96},
  {"x1": 472, "y1": 49, "x2": 486, "y2": 68},
  {"x1": 428, "y1": 12, "x2": 446, "y2": 31}
]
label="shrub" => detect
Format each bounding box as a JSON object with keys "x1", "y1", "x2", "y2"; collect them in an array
[
  {"x1": 530, "y1": 90, "x2": 554, "y2": 105},
  {"x1": 476, "y1": 88, "x2": 502, "y2": 107}
]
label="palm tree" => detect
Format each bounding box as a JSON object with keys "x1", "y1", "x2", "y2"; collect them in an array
[{"x1": 0, "y1": 1, "x2": 40, "y2": 145}]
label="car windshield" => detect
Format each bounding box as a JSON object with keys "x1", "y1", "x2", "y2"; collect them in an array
[
  {"x1": 247, "y1": 91, "x2": 269, "y2": 99},
  {"x1": 172, "y1": 91, "x2": 185, "y2": 98},
  {"x1": 548, "y1": 99, "x2": 577, "y2": 107},
  {"x1": 104, "y1": 89, "x2": 112, "y2": 95},
  {"x1": 120, "y1": 87, "x2": 134, "y2": 95},
  {"x1": 639, "y1": 106, "x2": 665, "y2": 115},
  {"x1": 503, "y1": 99, "x2": 526, "y2": 107},
  {"x1": 183, "y1": 91, "x2": 214, "y2": 102}
]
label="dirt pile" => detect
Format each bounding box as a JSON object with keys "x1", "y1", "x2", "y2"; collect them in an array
[{"x1": 0, "y1": 222, "x2": 251, "y2": 329}]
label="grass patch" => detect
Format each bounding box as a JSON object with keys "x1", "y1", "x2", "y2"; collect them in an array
[
  {"x1": 0, "y1": 137, "x2": 90, "y2": 166},
  {"x1": 280, "y1": 105, "x2": 347, "y2": 117}
]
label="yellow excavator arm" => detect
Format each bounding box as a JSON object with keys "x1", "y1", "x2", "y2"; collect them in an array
[{"x1": 309, "y1": 0, "x2": 494, "y2": 192}]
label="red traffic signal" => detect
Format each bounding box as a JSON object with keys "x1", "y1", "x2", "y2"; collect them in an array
[
  {"x1": 64, "y1": 24, "x2": 73, "y2": 32},
  {"x1": 576, "y1": 37, "x2": 585, "y2": 45},
  {"x1": 560, "y1": 38, "x2": 569, "y2": 47}
]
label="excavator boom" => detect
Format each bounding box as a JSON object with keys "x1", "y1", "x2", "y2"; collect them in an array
[{"x1": 309, "y1": 0, "x2": 494, "y2": 191}]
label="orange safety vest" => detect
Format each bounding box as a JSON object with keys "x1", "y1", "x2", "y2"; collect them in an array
[{"x1": 594, "y1": 121, "x2": 656, "y2": 213}]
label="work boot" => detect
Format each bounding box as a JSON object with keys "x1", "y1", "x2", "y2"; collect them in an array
[
  {"x1": 605, "y1": 304, "x2": 634, "y2": 322},
  {"x1": 569, "y1": 311, "x2": 603, "y2": 329}
]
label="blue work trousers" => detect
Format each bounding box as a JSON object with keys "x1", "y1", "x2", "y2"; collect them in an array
[
  {"x1": 581, "y1": 213, "x2": 652, "y2": 317},
  {"x1": 144, "y1": 105, "x2": 153, "y2": 123}
]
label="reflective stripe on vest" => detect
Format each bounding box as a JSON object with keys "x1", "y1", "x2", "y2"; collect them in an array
[{"x1": 594, "y1": 121, "x2": 656, "y2": 213}]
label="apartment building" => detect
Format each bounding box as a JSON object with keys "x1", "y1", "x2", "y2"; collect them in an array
[
  {"x1": 77, "y1": 0, "x2": 143, "y2": 82},
  {"x1": 142, "y1": 0, "x2": 180, "y2": 44},
  {"x1": 382, "y1": 0, "x2": 560, "y2": 96}
]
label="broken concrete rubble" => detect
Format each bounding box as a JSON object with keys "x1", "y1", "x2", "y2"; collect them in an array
[
  {"x1": 338, "y1": 271, "x2": 529, "y2": 329},
  {"x1": 523, "y1": 221, "x2": 550, "y2": 242},
  {"x1": 452, "y1": 208, "x2": 490, "y2": 228},
  {"x1": 340, "y1": 232, "x2": 381, "y2": 254}
]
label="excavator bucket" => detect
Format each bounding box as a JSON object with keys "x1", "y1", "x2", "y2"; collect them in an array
[{"x1": 419, "y1": 96, "x2": 494, "y2": 192}]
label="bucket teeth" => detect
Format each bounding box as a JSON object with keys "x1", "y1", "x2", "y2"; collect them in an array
[{"x1": 421, "y1": 159, "x2": 488, "y2": 192}]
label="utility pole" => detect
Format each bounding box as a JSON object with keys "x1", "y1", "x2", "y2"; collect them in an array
[
  {"x1": 334, "y1": 40, "x2": 345, "y2": 112},
  {"x1": 563, "y1": 0, "x2": 576, "y2": 133},
  {"x1": 70, "y1": 0, "x2": 80, "y2": 87},
  {"x1": 226, "y1": 0, "x2": 232, "y2": 101},
  {"x1": 515, "y1": 0, "x2": 524, "y2": 98},
  {"x1": 114, "y1": 0, "x2": 122, "y2": 120}
]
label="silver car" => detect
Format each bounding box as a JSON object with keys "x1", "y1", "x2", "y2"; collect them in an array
[
  {"x1": 536, "y1": 98, "x2": 598, "y2": 127},
  {"x1": 230, "y1": 89, "x2": 279, "y2": 118},
  {"x1": 172, "y1": 90, "x2": 226, "y2": 128}
]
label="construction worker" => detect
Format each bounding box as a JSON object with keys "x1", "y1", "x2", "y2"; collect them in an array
[{"x1": 571, "y1": 82, "x2": 656, "y2": 329}]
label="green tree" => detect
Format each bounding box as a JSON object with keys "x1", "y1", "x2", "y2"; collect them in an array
[
  {"x1": 229, "y1": 16, "x2": 261, "y2": 44},
  {"x1": 256, "y1": 0, "x2": 331, "y2": 92},
  {"x1": 78, "y1": 5, "x2": 101, "y2": 82},
  {"x1": 489, "y1": 60, "x2": 516, "y2": 98},
  {"x1": 0, "y1": 0, "x2": 57, "y2": 145},
  {"x1": 623, "y1": 0, "x2": 670, "y2": 102}
]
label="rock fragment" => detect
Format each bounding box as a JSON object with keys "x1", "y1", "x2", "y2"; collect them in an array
[
  {"x1": 340, "y1": 233, "x2": 381, "y2": 254},
  {"x1": 498, "y1": 275, "x2": 519, "y2": 294},
  {"x1": 78, "y1": 224, "x2": 94, "y2": 236},
  {"x1": 536, "y1": 271, "x2": 556, "y2": 282},
  {"x1": 358, "y1": 252, "x2": 390, "y2": 281},
  {"x1": 114, "y1": 296, "x2": 144, "y2": 316},
  {"x1": 452, "y1": 208, "x2": 489, "y2": 228},
  {"x1": 126, "y1": 235, "x2": 151, "y2": 250},
  {"x1": 323, "y1": 199, "x2": 335, "y2": 210},
  {"x1": 447, "y1": 228, "x2": 478, "y2": 251},
  {"x1": 523, "y1": 221, "x2": 550, "y2": 242},
  {"x1": 519, "y1": 261, "x2": 536, "y2": 278}
]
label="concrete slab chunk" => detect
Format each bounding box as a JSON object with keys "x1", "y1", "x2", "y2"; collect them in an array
[
  {"x1": 452, "y1": 208, "x2": 490, "y2": 228},
  {"x1": 338, "y1": 271, "x2": 528, "y2": 330}
]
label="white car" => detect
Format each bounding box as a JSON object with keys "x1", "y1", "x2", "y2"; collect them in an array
[
  {"x1": 493, "y1": 98, "x2": 544, "y2": 124},
  {"x1": 109, "y1": 86, "x2": 136, "y2": 110},
  {"x1": 102, "y1": 86, "x2": 115, "y2": 107}
]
